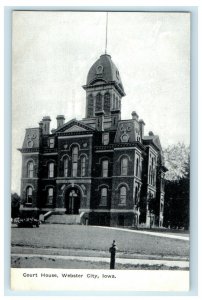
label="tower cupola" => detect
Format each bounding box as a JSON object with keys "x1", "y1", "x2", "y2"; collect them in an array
[{"x1": 83, "y1": 54, "x2": 125, "y2": 119}]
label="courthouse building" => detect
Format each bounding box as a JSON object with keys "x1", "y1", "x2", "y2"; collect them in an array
[{"x1": 19, "y1": 54, "x2": 167, "y2": 227}]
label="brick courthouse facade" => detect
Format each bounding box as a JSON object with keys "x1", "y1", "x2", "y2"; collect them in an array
[{"x1": 19, "y1": 54, "x2": 167, "y2": 227}]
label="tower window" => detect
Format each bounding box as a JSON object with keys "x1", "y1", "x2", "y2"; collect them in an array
[
  {"x1": 81, "y1": 156, "x2": 86, "y2": 177},
  {"x1": 95, "y1": 93, "x2": 102, "y2": 111},
  {"x1": 119, "y1": 186, "x2": 127, "y2": 205},
  {"x1": 72, "y1": 146, "x2": 78, "y2": 177},
  {"x1": 48, "y1": 162, "x2": 54, "y2": 178},
  {"x1": 87, "y1": 94, "x2": 94, "y2": 117},
  {"x1": 26, "y1": 186, "x2": 33, "y2": 205},
  {"x1": 27, "y1": 161, "x2": 34, "y2": 178},
  {"x1": 100, "y1": 188, "x2": 107, "y2": 206},
  {"x1": 121, "y1": 157, "x2": 128, "y2": 176},
  {"x1": 104, "y1": 93, "x2": 110, "y2": 114},
  {"x1": 102, "y1": 160, "x2": 109, "y2": 177}
]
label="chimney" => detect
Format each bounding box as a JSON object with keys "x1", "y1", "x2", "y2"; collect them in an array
[
  {"x1": 131, "y1": 111, "x2": 139, "y2": 121},
  {"x1": 95, "y1": 111, "x2": 104, "y2": 131},
  {"x1": 139, "y1": 119, "x2": 145, "y2": 139},
  {"x1": 39, "y1": 121, "x2": 43, "y2": 130},
  {"x1": 56, "y1": 115, "x2": 65, "y2": 128},
  {"x1": 42, "y1": 116, "x2": 51, "y2": 135},
  {"x1": 111, "y1": 109, "x2": 121, "y2": 129}
]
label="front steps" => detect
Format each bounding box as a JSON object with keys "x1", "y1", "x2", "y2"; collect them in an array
[{"x1": 45, "y1": 214, "x2": 81, "y2": 225}]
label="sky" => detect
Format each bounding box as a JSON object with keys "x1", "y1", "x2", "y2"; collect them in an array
[{"x1": 12, "y1": 11, "x2": 190, "y2": 193}]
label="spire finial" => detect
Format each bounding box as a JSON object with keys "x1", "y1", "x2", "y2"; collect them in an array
[{"x1": 105, "y1": 12, "x2": 108, "y2": 54}]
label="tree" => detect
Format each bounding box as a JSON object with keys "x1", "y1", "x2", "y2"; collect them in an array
[
  {"x1": 163, "y1": 142, "x2": 190, "y2": 181},
  {"x1": 163, "y1": 144, "x2": 190, "y2": 230},
  {"x1": 11, "y1": 193, "x2": 21, "y2": 220}
]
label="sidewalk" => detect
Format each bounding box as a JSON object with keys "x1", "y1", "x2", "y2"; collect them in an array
[
  {"x1": 11, "y1": 245, "x2": 189, "y2": 269},
  {"x1": 11, "y1": 252, "x2": 189, "y2": 269},
  {"x1": 93, "y1": 226, "x2": 189, "y2": 241}
]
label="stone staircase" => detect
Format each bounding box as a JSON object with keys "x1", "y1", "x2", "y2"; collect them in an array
[{"x1": 45, "y1": 214, "x2": 81, "y2": 225}]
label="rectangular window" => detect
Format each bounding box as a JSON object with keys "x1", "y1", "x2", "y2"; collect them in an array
[
  {"x1": 49, "y1": 138, "x2": 55, "y2": 148},
  {"x1": 102, "y1": 133, "x2": 109, "y2": 145},
  {"x1": 102, "y1": 160, "x2": 108, "y2": 177}
]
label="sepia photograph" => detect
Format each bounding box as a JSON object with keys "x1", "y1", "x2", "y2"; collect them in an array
[{"x1": 10, "y1": 10, "x2": 190, "y2": 291}]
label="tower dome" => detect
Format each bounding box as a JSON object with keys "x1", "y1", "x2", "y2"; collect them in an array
[
  {"x1": 86, "y1": 54, "x2": 125, "y2": 96},
  {"x1": 83, "y1": 54, "x2": 125, "y2": 121}
]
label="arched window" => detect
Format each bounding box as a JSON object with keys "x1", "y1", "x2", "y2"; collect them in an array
[
  {"x1": 135, "y1": 186, "x2": 138, "y2": 204},
  {"x1": 27, "y1": 161, "x2": 34, "y2": 178},
  {"x1": 64, "y1": 157, "x2": 68, "y2": 177},
  {"x1": 81, "y1": 156, "x2": 86, "y2": 177},
  {"x1": 48, "y1": 162, "x2": 54, "y2": 178},
  {"x1": 26, "y1": 186, "x2": 33, "y2": 204},
  {"x1": 72, "y1": 146, "x2": 78, "y2": 177},
  {"x1": 151, "y1": 158, "x2": 154, "y2": 185},
  {"x1": 87, "y1": 94, "x2": 94, "y2": 117},
  {"x1": 104, "y1": 93, "x2": 110, "y2": 115},
  {"x1": 116, "y1": 97, "x2": 118, "y2": 109},
  {"x1": 49, "y1": 138, "x2": 55, "y2": 148},
  {"x1": 119, "y1": 186, "x2": 127, "y2": 205},
  {"x1": 102, "y1": 132, "x2": 109, "y2": 145},
  {"x1": 118, "y1": 98, "x2": 121, "y2": 109},
  {"x1": 100, "y1": 188, "x2": 107, "y2": 206},
  {"x1": 121, "y1": 157, "x2": 128, "y2": 176},
  {"x1": 102, "y1": 160, "x2": 108, "y2": 177},
  {"x1": 47, "y1": 187, "x2": 53, "y2": 205},
  {"x1": 135, "y1": 158, "x2": 139, "y2": 177},
  {"x1": 95, "y1": 93, "x2": 102, "y2": 111},
  {"x1": 113, "y1": 94, "x2": 116, "y2": 109},
  {"x1": 149, "y1": 166, "x2": 152, "y2": 184}
]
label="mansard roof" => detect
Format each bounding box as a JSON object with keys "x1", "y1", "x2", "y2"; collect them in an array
[
  {"x1": 143, "y1": 135, "x2": 162, "y2": 152},
  {"x1": 85, "y1": 54, "x2": 125, "y2": 96}
]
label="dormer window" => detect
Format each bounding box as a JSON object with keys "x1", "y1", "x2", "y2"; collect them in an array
[
  {"x1": 49, "y1": 138, "x2": 55, "y2": 148},
  {"x1": 96, "y1": 65, "x2": 103, "y2": 75},
  {"x1": 102, "y1": 133, "x2": 109, "y2": 145}
]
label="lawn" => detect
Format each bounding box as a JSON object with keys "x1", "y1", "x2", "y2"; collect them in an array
[{"x1": 11, "y1": 224, "x2": 189, "y2": 258}]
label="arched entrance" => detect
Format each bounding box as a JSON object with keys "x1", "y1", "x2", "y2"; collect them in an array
[{"x1": 65, "y1": 187, "x2": 81, "y2": 214}]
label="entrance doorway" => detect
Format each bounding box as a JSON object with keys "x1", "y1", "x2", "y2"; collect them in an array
[{"x1": 65, "y1": 188, "x2": 80, "y2": 214}]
